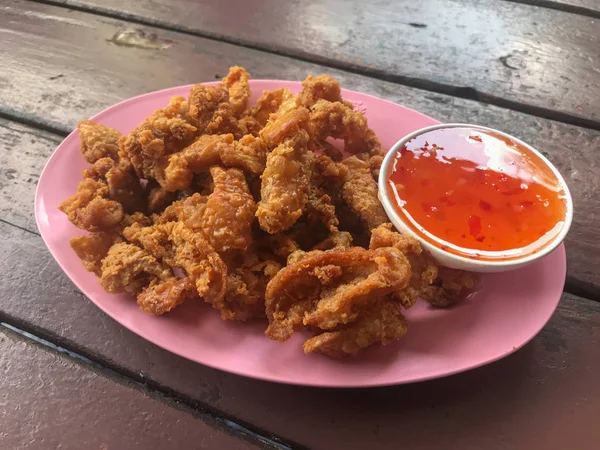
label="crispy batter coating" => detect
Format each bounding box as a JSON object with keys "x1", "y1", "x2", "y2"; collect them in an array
[
  {"x1": 265, "y1": 246, "x2": 411, "y2": 341},
  {"x1": 303, "y1": 299, "x2": 407, "y2": 358},
  {"x1": 202, "y1": 166, "x2": 256, "y2": 252},
  {"x1": 70, "y1": 232, "x2": 122, "y2": 276},
  {"x1": 297, "y1": 74, "x2": 345, "y2": 107},
  {"x1": 120, "y1": 96, "x2": 197, "y2": 179},
  {"x1": 249, "y1": 88, "x2": 295, "y2": 126},
  {"x1": 78, "y1": 120, "x2": 121, "y2": 163},
  {"x1": 99, "y1": 243, "x2": 173, "y2": 294},
  {"x1": 59, "y1": 179, "x2": 124, "y2": 231},
  {"x1": 137, "y1": 277, "x2": 196, "y2": 315},
  {"x1": 260, "y1": 107, "x2": 309, "y2": 148},
  {"x1": 257, "y1": 130, "x2": 313, "y2": 234},
  {"x1": 156, "y1": 193, "x2": 208, "y2": 230},
  {"x1": 63, "y1": 67, "x2": 476, "y2": 356},
  {"x1": 222, "y1": 66, "x2": 251, "y2": 116},
  {"x1": 82, "y1": 157, "x2": 117, "y2": 181},
  {"x1": 308, "y1": 99, "x2": 381, "y2": 155},
  {"x1": 123, "y1": 222, "x2": 228, "y2": 313},
  {"x1": 341, "y1": 156, "x2": 388, "y2": 230},
  {"x1": 156, "y1": 134, "x2": 266, "y2": 191}
]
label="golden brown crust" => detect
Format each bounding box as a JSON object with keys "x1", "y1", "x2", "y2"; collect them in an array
[{"x1": 61, "y1": 68, "x2": 475, "y2": 355}]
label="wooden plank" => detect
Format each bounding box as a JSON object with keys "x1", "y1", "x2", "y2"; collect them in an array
[
  {"x1": 508, "y1": 0, "x2": 600, "y2": 16},
  {"x1": 1, "y1": 4, "x2": 599, "y2": 291},
  {"x1": 1, "y1": 219, "x2": 599, "y2": 449},
  {"x1": 0, "y1": 327, "x2": 261, "y2": 450},
  {"x1": 34, "y1": 0, "x2": 600, "y2": 126}
]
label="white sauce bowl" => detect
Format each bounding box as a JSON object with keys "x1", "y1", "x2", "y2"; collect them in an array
[{"x1": 377, "y1": 123, "x2": 573, "y2": 273}]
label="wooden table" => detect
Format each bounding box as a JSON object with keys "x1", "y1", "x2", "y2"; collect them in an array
[{"x1": 1, "y1": 0, "x2": 599, "y2": 448}]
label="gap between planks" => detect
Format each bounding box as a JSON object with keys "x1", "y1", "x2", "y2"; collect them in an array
[
  {"x1": 503, "y1": 0, "x2": 600, "y2": 19},
  {"x1": 0, "y1": 319, "x2": 304, "y2": 450},
  {"x1": 26, "y1": 0, "x2": 600, "y2": 133}
]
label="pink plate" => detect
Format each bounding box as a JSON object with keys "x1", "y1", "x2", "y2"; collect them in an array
[{"x1": 35, "y1": 81, "x2": 566, "y2": 387}]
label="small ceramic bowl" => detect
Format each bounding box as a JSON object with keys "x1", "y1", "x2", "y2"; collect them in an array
[{"x1": 378, "y1": 123, "x2": 573, "y2": 273}]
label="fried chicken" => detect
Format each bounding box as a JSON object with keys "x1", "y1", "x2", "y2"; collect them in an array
[
  {"x1": 63, "y1": 67, "x2": 477, "y2": 357},
  {"x1": 341, "y1": 156, "x2": 388, "y2": 230},
  {"x1": 303, "y1": 299, "x2": 408, "y2": 358},
  {"x1": 257, "y1": 130, "x2": 314, "y2": 234},
  {"x1": 307, "y1": 99, "x2": 382, "y2": 155},
  {"x1": 120, "y1": 95, "x2": 197, "y2": 179},
  {"x1": 99, "y1": 242, "x2": 173, "y2": 295},
  {"x1": 222, "y1": 66, "x2": 251, "y2": 117},
  {"x1": 248, "y1": 88, "x2": 295, "y2": 126},
  {"x1": 137, "y1": 277, "x2": 197, "y2": 315},
  {"x1": 202, "y1": 166, "x2": 256, "y2": 252},
  {"x1": 297, "y1": 74, "x2": 345, "y2": 107},
  {"x1": 123, "y1": 221, "x2": 228, "y2": 315},
  {"x1": 265, "y1": 246, "x2": 411, "y2": 341},
  {"x1": 156, "y1": 134, "x2": 266, "y2": 191},
  {"x1": 78, "y1": 120, "x2": 121, "y2": 163},
  {"x1": 59, "y1": 179, "x2": 124, "y2": 231},
  {"x1": 70, "y1": 232, "x2": 122, "y2": 276}
]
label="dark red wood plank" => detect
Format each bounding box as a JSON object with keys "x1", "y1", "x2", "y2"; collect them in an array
[
  {"x1": 1, "y1": 218, "x2": 600, "y2": 450},
  {"x1": 0, "y1": 327, "x2": 261, "y2": 450},
  {"x1": 36, "y1": 0, "x2": 600, "y2": 125},
  {"x1": 0, "y1": 1, "x2": 599, "y2": 292}
]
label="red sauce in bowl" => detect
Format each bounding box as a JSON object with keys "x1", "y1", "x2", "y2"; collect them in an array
[{"x1": 387, "y1": 127, "x2": 568, "y2": 260}]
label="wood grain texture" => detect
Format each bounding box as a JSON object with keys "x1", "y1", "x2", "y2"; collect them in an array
[
  {"x1": 35, "y1": 0, "x2": 600, "y2": 126},
  {"x1": 0, "y1": 327, "x2": 260, "y2": 450},
  {"x1": 1, "y1": 218, "x2": 599, "y2": 449},
  {"x1": 1, "y1": 3, "x2": 599, "y2": 292},
  {"x1": 507, "y1": 0, "x2": 600, "y2": 16}
]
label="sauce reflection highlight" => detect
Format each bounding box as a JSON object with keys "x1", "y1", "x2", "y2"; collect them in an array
[{"x1": 387, "y1": 127, "x2": 567, "y2": 260}]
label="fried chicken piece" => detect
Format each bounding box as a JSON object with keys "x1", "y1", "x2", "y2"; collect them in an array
[
  {"x1": 188, "y1": 82, "x2": 240, "y2": 136},
  {"x1": 265, "y1": 246, "x2": 411, "y2": 341},
  {"x1": 147, "y1": 183, "x2": 176, "y2": 213},
  {"x1": 309, "y1": 139, "x2": 344, "y2": 162},
  {"x1": 249, "y1": 88, "x2": 295, "y2": 126},
  {"x1": 308, "y1": 99, "x2": 381, "y2": 155},
  {"x1": 120, "y1": 96, "x2": 197, "y2": 179},
  {"x1": 123, "y1": 222, "x2": 227, "y2": 311},
  {"x1": 222, "y1": 66, "x2": 251, "y2": 117},
  {"x1": 221, "y1": 248, "x2": 282, "y2": 321},
  {"x1": 257, "y1": 130, "x2": 314, "y2": 234},
  {"x1": 82, "y1": 157, "x2": 117, "y2": 181},
  {"x1": 260, "y1": 107, "x2": 310, "y2": 148},
  {"x1": 202, "y1": 166, "x2": 256, "y2": 252},
  {"x1": 170, "y1": 222, "x2": 228, "y2": 312},
  {"x1": 137, "y1": 277, "x2": 196, "y2": 315},
  {"x1": 369, "y1": 223, "x2": 436, "y2": 308},
  {"x1": 59, "y1": 179, "x2": 124, "y2": 231},
  {"x1": 155, "y1": 193, "x2": 208, "y2": 230},
  {"x1": 303, "y1": 299, "x2": 408, "y2": 358},
  {"x1": 99, "y1": 243, "x2": 173, "y2": 294},
  {"x1": 70, "y1": 232, "x2": 122, "y2": 276},
  {"x1": 341, "y1": 156, "x2": 388, "y2": 230},
  {"x1": 105, "y1": 160, "x2": 145, "y2": 213},
  {"x1": 422, "y1": 268, "x2": 478, "y2": 308},
  {"x1": 156, "y1": 134, "x2": 266, "y2": 191},
  {"x1": 78, "y1": 120, "x2": 121, "y2": 163},
  {"x1": 297, "y1": 74, "x2": 345, "y2": 107}
]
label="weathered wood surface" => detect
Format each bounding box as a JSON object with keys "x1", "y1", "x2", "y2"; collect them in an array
[
  {"x1": 1, "y1": 1, "x2": 600, "y2": 294},
  {"x1": 510, "y1": 0, "x2": 600, "y2": 15},
  {"x1": 36, "y1": 0, "x2": 600, "y2": 126},
  {"x1": 0, "y1": 327, "x2": 261, "y2": 450},
  {"x1": 1, "y1": 217, "x2": 599, "y2": 449}
]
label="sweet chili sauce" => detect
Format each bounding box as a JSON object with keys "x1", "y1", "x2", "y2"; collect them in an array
[{"x1": 387, "y1": 127, "x2": 568, "y2": 260}]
